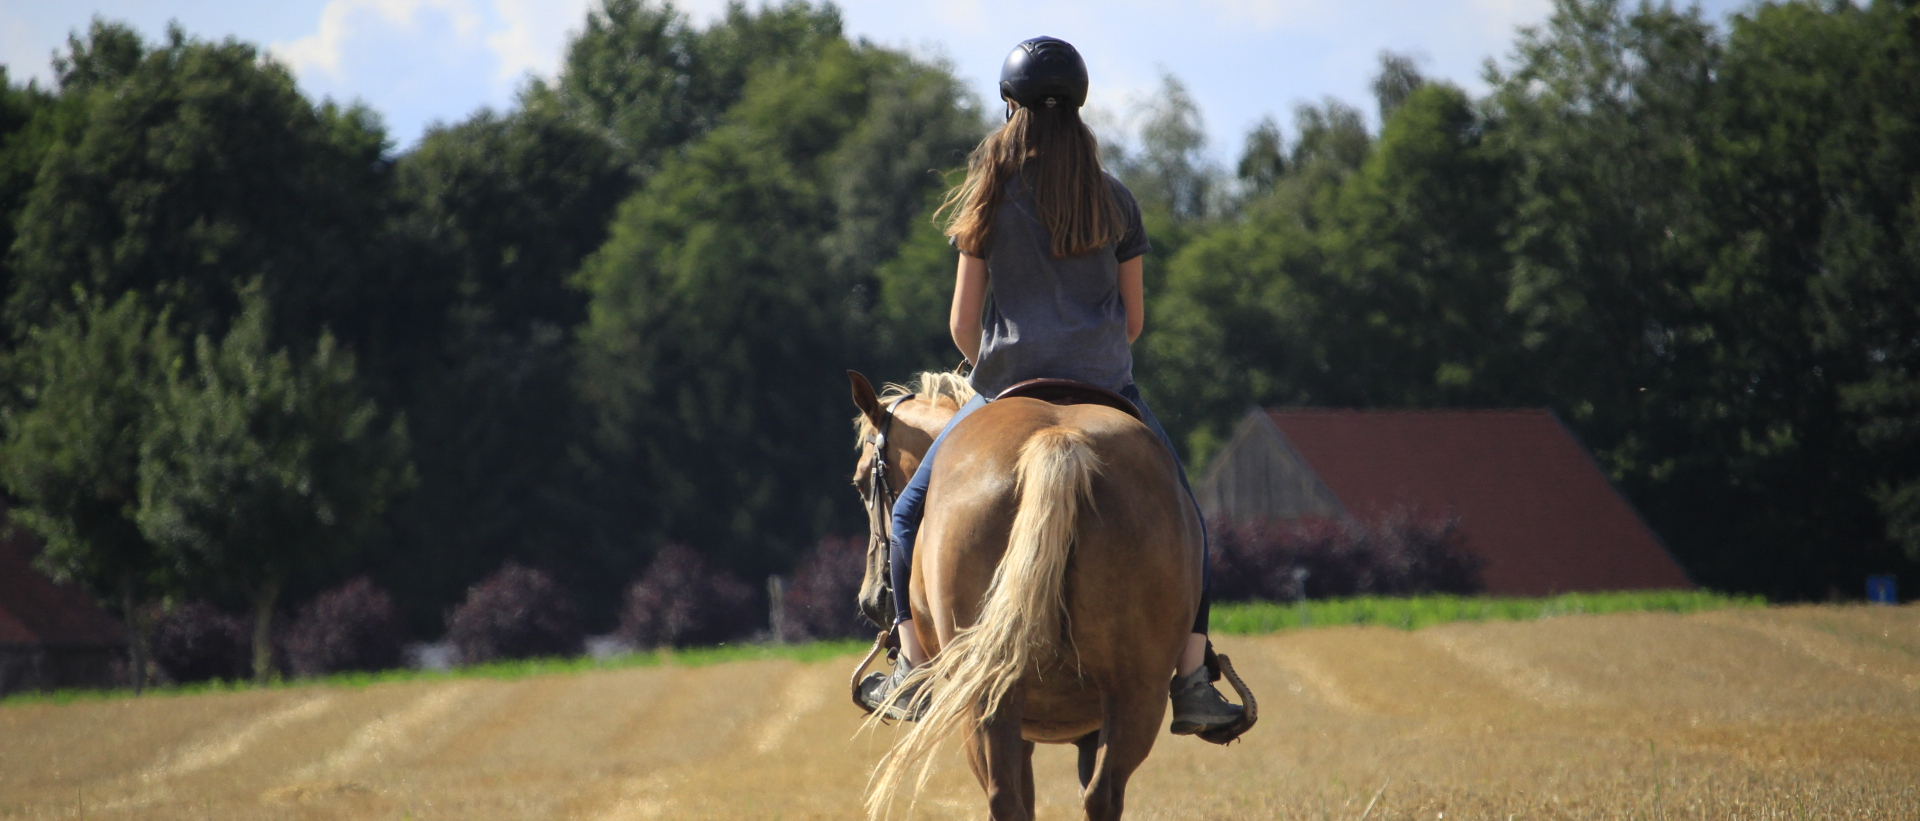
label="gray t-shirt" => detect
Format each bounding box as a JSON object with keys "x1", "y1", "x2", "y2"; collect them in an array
[{"x1": 968, "y1": 173, "x2": 1151, "y2": 398}]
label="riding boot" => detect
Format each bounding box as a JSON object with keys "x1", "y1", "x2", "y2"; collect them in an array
[
  {"x1": 1168, "y1": 663, "x2": 1244, "y2": 735},
  {"x1": 858, "y1": 656, "x2": 927, "y2": 721}
]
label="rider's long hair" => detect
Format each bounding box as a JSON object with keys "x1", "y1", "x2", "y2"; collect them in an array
[{"x1": 940, "y1": 103, "x2": 1125, "y2": 259}]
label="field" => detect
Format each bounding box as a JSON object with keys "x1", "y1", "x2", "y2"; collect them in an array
[{"x1": 1, "y1": 603, "x2": 1915, "y2": 820}]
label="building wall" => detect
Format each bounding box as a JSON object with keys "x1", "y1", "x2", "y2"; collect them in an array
[{"x1": 1195, "y1": 411, "x2": 1344, "y2": 523}]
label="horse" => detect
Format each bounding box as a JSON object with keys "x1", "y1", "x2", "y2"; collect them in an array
[{"x1": 848, "y1": 370, "x2": 1236, "y2": 821}]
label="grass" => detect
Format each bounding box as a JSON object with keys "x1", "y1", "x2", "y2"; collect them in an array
[
  {"x1": 3, "y1": 590, "x2": 1761, "y2": 708},
  {"x1": 1210, "y1": 589, "x2": 1763, "y2": 635},
  {"x1": 0, "y1": 637, "x2": 874, "y2": 709}
]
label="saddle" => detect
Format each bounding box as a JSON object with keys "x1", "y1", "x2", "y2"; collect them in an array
[{"x1": 994, "y1": 378, "x2": 1141, "y2": 420}]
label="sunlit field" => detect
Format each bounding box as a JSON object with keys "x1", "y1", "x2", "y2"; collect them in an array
[{"x1": 2, "y1": 603, "x2": 1915, "y2": 820}]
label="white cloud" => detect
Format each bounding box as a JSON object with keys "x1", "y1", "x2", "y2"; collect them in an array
[
  {"x1": 275, "y1": 0, "x2": 485, "y2": 79},
  {"x1": 486, "y1": 0, "x2": 592, "y2": 82}
]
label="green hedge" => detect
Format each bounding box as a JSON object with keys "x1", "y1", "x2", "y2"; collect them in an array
[
  {"x1": 1211, "y1": 590, "x2": 1763, "y2": 635},
  {"x1": 1, "y1": 638, "x2": 873, "y2": 708}
]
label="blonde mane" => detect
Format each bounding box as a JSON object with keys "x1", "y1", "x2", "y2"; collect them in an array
[{"x1": 854, "y1": 370, "x2": 977, "y2": 446}]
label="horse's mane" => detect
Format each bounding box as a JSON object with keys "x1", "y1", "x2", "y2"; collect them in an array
[{"x1": 853, "y1": 370, "x2": 976, "y2": 446}]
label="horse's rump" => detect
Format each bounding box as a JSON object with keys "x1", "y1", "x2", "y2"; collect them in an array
[
  {"x1": 864, "y1": 397, "x2": 1201, "y2": 816},
  {"x1": 917, "y1": 398, "x2": 1201, "y2": 686}
]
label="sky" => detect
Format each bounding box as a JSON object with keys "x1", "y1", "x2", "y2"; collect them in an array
[{"x1": 0, "y1": 0, "x2": 1758, "y2": 164}]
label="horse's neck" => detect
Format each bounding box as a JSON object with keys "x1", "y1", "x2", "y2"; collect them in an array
[{"x1": 896, "y1": 399, "x2": 958, "y2": 461}]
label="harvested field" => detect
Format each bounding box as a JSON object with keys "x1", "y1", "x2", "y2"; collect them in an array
[{"x1": 1, "y1": 604, "x2": 1915, "y2": 820}]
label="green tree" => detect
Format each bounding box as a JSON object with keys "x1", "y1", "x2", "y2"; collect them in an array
[
  {"x1": 1703, "y1": 0, "x2": 1920, "y2": 581},
  {"x1": 6, "y1": 24, "x2": 391, "y2": 353},
  {"x1": 0, "y1": 72, "x2": 57, "y2": 341},
  {"x1": 576, "y1": 45, "x2": 860, "y2": 576},
  {"x1": 379, "y1": 107, "x2": 630, "y2": 626},
  {"x1": 1115, "y1": 73, "x2": 1216, "y2": 225},
  {"x1": 575, "y1": 36, "x2": 974, "y2": 577},
  {"x1": 1369, "y1": 51, "x2": 1426, "y2": 122},
  {"x1": 1136, "y1": 80, "x2": 1380, "y2": 466},
  {"x1": 0, "y1": 293, "x2": 182, "y2": 691},
  {"x1": 1313, "y1": 82, "x2": 1515, "y2": 407},
  {"x1": 527, "y1": 0, "x2": 844, "y2": 176},
  {"x1": 51, "y1": 18, "x2": 145, "y2": 92},
  {"x1": 1235, "y1": 117, "x2": 1287, "y2": 195},
  {"x1": 138, "y1": 285, "x2": 411, "y2": 682}
]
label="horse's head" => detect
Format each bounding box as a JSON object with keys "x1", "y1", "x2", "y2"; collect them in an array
[{"x1": 847, "y1": 369, "x2": 968, "y2": 628}]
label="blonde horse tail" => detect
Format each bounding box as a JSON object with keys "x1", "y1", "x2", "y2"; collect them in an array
[{"x1": 864, "y1": 426, "x2": 1100, "y2": 820}]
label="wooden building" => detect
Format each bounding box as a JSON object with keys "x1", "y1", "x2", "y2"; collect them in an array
[
  {"x1": 1196, "y1": 409, "x2": 1693, "y2": 596},
  {"x1": 0, "y1": 503, "x2": 126, "y2": 695}
]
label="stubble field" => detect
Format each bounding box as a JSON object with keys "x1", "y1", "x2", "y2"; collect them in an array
[{"x1": 1, "y1": 604, "x2": 1915, "y2": 820}]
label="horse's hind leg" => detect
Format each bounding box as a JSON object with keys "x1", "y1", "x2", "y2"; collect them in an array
[
  {"x1": 962, "y1": 688, "x2": 1032, "y2": 821},
  {"x1": 1075, "y1": 731, "x2": 1099, "y2": 790},
  {"x1": 1020, "y1": 739, "x2": 1037, "y2": 819},
  {"x1": 1081, "y1": 686, "x2": 1166, "y2": 821}
]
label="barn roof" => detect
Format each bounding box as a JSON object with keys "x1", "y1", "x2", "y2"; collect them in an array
[
  {"x1": 1262, "y1": 409, "x2": 1693, "y2": 595},
  {"x1": 0, "y1": 504, "x2": 125, "y2": 649}
]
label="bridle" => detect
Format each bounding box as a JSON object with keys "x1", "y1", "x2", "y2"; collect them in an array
[
  {"x1": 861, "y1": 393, "x2": 915, "y2": 604},
  {"x1": 850, "y1": 393, "x2": 915, "y2": 711}
]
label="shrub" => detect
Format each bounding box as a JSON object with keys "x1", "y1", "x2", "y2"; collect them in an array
[
  {"x1": 778, "y1": 536, "x2": 871, "y2": 641},
  {"x1": 446, "y1": 563, "x2": 584, "y2": 664},
  {"x1": 618, "y1": 545, "x2": 759, "y2": 649},
  {"x1": 151, "y1": 601, "x2": 251, "y2": 684},
  {"x1": 1211, "y1": 510, "x2": 1484, "y2": 601},
  {"x1": 281, "y1": 577, "x2": 407, "y2": 677}
]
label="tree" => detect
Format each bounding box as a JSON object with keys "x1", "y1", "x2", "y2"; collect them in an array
[
  {"x1": 138, "y1": 284, "x2": 411, "y2": 682},
  {"x1": 1704, "y1": 0, "x2": 1920, "y2": 580},
  {"x1": 576, "y1": 54, "x2": 855, "y2": 577},
  {"x1": 527, "y1": 0, "x2": 844, "y2": 176},
  {"x1": 51, "y1": 18, "x2": 145, "y2": 93},
  {"x1": 1112, "y1": 72, "x2": 1218, "y2": 235},
  {"x1": 6, "y1": 24, "x2": 391, "y2": 355},
  {"x1": 1137, "y1": 88, "x2": 1378, "y2": 465},
  {"x1": 1369, "y1": 51, "x2": 1426, "y2": 122},
  {"x1": 379, "y1": 107, "x2": 630, "y2": 627},
  {"x1": 0, "y1": 65, "x2": 83, "y2": 347},
  {"x1": 574, "y1": 36, "x2": 973, "y2": 578},
  {"x1": 1235, "y1": 117, "x2": 1286, "y2": 195},
  {"x1": 0, "y1": 293, "x2": 182, "y2": 691}
]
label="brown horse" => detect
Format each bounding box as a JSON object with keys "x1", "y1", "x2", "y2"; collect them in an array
[{"x1": 849, "y1": 370, "x2": 1205, "y2": 821}]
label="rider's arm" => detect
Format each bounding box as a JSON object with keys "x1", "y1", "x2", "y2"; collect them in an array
[
  {"x1": 1120, "y1": 254, "x2": 1144, "y2": 344},
  {"x1": 950, "y1": 252, "x2": 989, "y2": 364}
]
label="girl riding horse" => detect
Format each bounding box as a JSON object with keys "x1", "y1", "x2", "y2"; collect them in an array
[{"x1": 858, "y1": 35, "x2": 1242, "y2": 736}]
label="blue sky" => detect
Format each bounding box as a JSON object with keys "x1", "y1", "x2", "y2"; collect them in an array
[{"x1": 0, "y1": 0, "x2": 1756, "y2": 164}]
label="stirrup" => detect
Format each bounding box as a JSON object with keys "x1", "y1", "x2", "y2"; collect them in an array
[
  {"x1": 849, "y1": 629, "x2": 896, "y2": 713},
  {"x1": 1180, "y1": 644, "x2": 1258, "y2": 745}
]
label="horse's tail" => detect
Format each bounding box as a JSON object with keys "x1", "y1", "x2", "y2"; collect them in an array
[{"x1": 864, "y1": 426, "x2": 1100, "y2": 820}]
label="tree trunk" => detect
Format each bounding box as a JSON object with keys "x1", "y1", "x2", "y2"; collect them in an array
[
  {"x1": 251, "y1": 574, "x2": 283, "y2": 684},
  {"x1": 120, "y1": 575, "x2": 146, "y2": 695}
]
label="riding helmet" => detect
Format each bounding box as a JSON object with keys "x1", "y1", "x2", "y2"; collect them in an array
[{"x1": 998, "y1": 36, "x2": 1088, "y2": 114}]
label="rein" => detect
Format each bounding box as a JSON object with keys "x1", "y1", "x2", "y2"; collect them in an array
[
  {"x1": 852, "y1": 392, "x2": 917, "y2": 716},
  {"x1": 863, "y1": 393, "x2": 915, "y2": 599}
]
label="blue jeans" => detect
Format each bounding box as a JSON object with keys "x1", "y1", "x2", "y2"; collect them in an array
[{"x1": 888, "y1": 384, "x2": 1211, "y2": 632}]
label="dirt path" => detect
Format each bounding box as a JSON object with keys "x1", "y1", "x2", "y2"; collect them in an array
[{"x1": 1, "y1": 605, "x2": 1914, "y2": 820}]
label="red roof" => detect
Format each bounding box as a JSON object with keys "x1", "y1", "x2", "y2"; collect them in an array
[
  {"x1": 0, "y1": 503, "x2": 126, "y2": 648},
  {"x1": 1267, "y1": 409, "x2": 1693, "y2": 596}
]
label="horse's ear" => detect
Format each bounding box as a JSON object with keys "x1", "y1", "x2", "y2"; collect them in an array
[{"x1": 849, "y1": 370, "x2": 888, "y2": 430}]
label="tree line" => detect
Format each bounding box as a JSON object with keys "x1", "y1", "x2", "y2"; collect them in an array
[{"x1": 0, "y1": 0, "x2": 1914, "y2": 684}]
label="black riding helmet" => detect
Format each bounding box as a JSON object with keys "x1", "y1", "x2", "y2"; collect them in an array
[{"x1": 999, "y1": 36, "x2": 1088, "y2": 118}]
